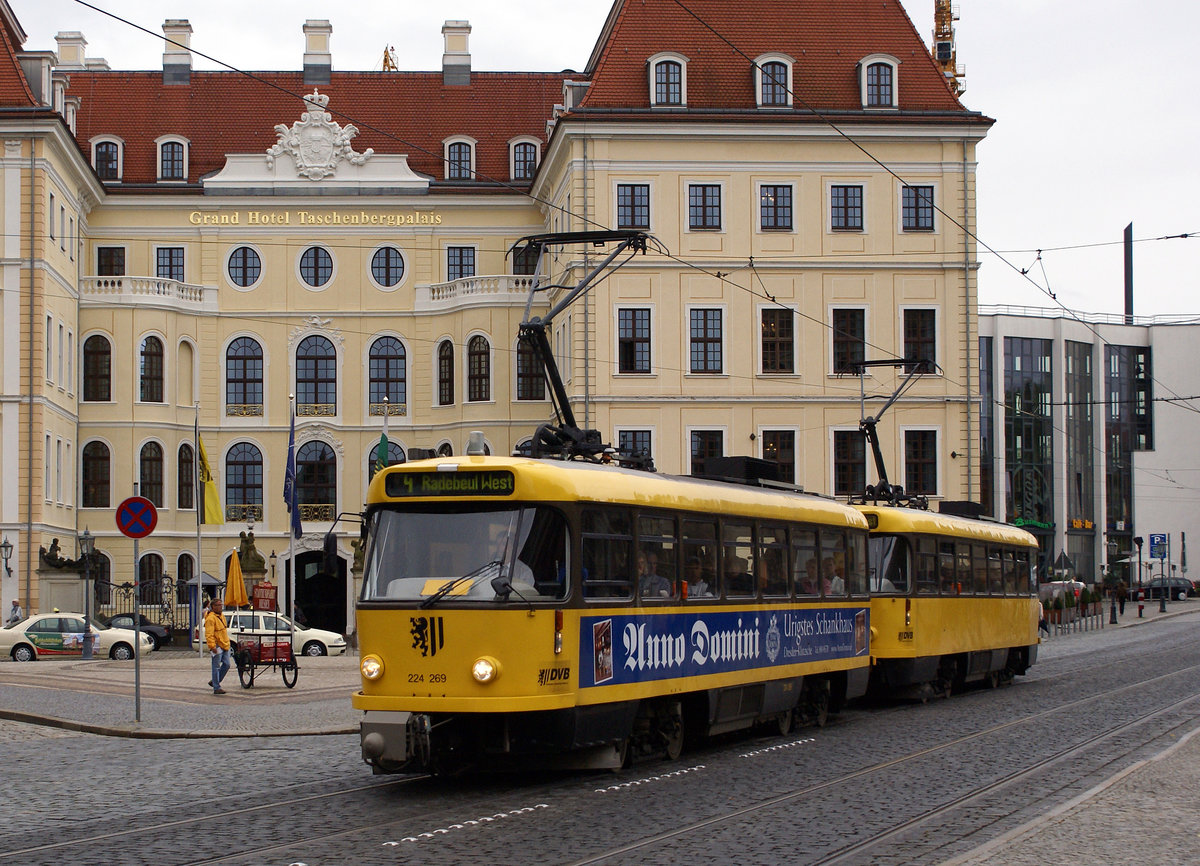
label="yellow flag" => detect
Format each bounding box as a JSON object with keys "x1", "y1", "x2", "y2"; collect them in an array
[{"x1": 197, "y1": 434, "x2": 224, "y2": 525}]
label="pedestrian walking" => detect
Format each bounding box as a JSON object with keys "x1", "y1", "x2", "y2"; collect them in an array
[
  {"x1": 1038, "y1": 603, "x2": 1050, "y2": 637},
  {"x1": 1116, "y1": 580, "x2": 1127, "y2": 615},
  {"x1": 204, "y1": 598, "x2": 231, "y2": 695},
  {"x1": 6, "y1": 599, "x2": 22, "y2": 626}
]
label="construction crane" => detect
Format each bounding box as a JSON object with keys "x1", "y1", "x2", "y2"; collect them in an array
[
  {"x1": 932, "y1": 1, "x2": 965, "y2": 96},
  {"x1": 382, "y1": 45, "x2": 398, "y2": 72}
]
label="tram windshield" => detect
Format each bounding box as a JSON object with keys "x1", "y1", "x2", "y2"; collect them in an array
[{"x1": 361, "y1": 506, "x2": 569, "y2": 604}]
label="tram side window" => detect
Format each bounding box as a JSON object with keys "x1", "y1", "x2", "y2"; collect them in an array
[
  {"x1": 793, "y1": 528, "x2": 820, "y2": 597},
  {"x1": 957, "y1": 542, "x2": 973, "y2": 596},
  {"x1": 868, "y1": 535, "x2": 908, "y2": 593},
  {"x1": 1017, "y1": 549, "x2": 1035, "y2": 593},
  {"x1": 681, "y1": 518, "x2": 718, "y2": 599},
  {"x1": 987, "y1": 548, "x2": 1004, "y2": 595},
  {"x1": 1002, "y1": 549, "x2": 1018, "y2": 595},
  {"x1": 914, "y1": 537, "x2": 938, "y2": 595},
  {"x1": 756, "y1": 524, "x2": 789, "y2": 598},
  {"x1": 971, "y1": 544, "x2": 988, "y2": 595},
  {"x1": 846, "y1": 532, "x2": 868, "y2": 595},
  {"x1": 723, "y1": 521, "x2": 755, "y2": 598},
  {"x1": 938, "y1": 541, "x2": 958, "y2": 595},
  {"x1": 638, "y1": 515, "x2": 679, "y2": 601},
  {"x1": 517, "y1": 507, "x2": 570, "y2": 599},
  {"x1": 582, "y1": 508, "x2": 633, "y2": 600},
  {"x1": 820, "y1": 529, "x2": 848, "y2": 598}
]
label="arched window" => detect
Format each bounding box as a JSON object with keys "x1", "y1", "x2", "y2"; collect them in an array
[
  {"x1": 368, "y1": 441, "x2": 406, "y2": 480},
  {"x1": 81, "y1": 441, "x2": 110, "y2": 508},
  {"x1": 296, "y1": 335, "x2": 336, "y2": 415},
  {"x1": 299, "y1": 246, "x2": 333, "y2": 288},
  {"x1": 447, "y1": 141, "x2": 473, "y2": 179},
  {"x1": 93, "y1": 553, "x2": 112, "y2": 605},
  {"x1": 83, "y1": 335, "x2": 111, "y2": 402},
  {"x1": 140, "y1": 336, "x2": 164, "y2": 403},
  {"x1": 866, "y1": 61, "x2": 894, "y2": 107},
  {"x1": 467, "y1": 335, "x2": 491, "y2": 402},
  {"x1": 94, "y1": 141, "x2": 119, "y2": 179},
  {"x1": 437, "y1": 442, "x2": 454, "y2": 458},
  {"x1": 516, "y1": 340, "x2": 545, "y2": 401},
  {"x1": 654, "y1": 60, "x2": 683, "y2": 105},
  {"x1": 369, "y1": 337, "x2": 406, "y2": 413},
  {"x1": 297, "y1": 441, "x2": 337, "y2": 521},
  {"x1": 760, "y1": 60, "x2": 789, "y2": 106},
  {"x1": 438, "y1": 340, "x2": 455, "y2": 406},
  {"x1": 512, "y1": 141, "x2": 538, "y2": 181},
  {"x1": 139, "y1": 552, "x2": 163, "y2": 605},
  {"x1": 227, "y1": 246, "x2": 261, "y2": 288},
  {"x1": 176, "y1": 552, "x2": 194, "y2": 605},
  {"x1": 371, "y1": 247, "x2": 405, "y2": 287},
  {"x1": 160, "y1": 141, "x2": 185, "y2": 180},
  {"x1": 226, "y1": 337, "x2": 264, "y2": 414},
  {"x1": 225, "y1": 442, "x2": 263, "y2": 523},
  {"x1": 140, "y1": 442, "x2": 164, "y2": 506},
  {"x1": 178, "y1": 444, "x2": 194, "y2": 510}
]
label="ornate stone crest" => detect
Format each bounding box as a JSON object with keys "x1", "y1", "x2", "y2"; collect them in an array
[{"x1": 266, "y1": 89, "x2": 373, "y2": 180}]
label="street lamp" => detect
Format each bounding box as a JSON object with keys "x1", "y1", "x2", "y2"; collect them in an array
[
  {"x1": 79, "y1": 528, "x2": 96, "y2": 659},
  {"x1": 0, "y1": 535, "x2": 12, "y2": 577},
  {"x1": 269, "y1": 550, "x2": 277, "y2": 583}
]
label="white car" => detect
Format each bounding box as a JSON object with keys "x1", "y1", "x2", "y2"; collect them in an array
[
  {"x1": 2, "y1": 612, "x2": 154, "y2": 661},
  {"x1": 201, "y1": 610, "x2": 346, "y2": 657}
]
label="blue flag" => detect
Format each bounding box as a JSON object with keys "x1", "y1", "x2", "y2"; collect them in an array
[{"x1": 284, "y1": 406, "x2": 302, "y2": 539}]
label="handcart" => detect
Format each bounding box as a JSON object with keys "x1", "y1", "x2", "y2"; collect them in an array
[{"x1": 234, "y1": 636, "x2": 299, "y2": 689}]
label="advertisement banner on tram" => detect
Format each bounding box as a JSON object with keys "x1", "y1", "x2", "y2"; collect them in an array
[{"x1": 580, "y1": 608, "x2": 869, "y2": 688}]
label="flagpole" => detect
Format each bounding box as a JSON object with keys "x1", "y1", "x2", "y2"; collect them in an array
[
  {"x1": 287, "y1": 394, "x2": 297, "y2": 652},
  {"x1": 195, "y1": 404, "x2": 204, "y2": 658}
]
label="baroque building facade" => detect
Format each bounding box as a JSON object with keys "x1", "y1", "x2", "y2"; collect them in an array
[{"x1": 0, "y1": 0, "x2": 989, "y2": 637}]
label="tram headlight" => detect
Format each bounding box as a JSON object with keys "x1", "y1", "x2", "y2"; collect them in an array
[
  {"x1": 361, "y1": 655, "x2": 384, "y2": 680},
  {"x1": 471, "y1": 656, "x2": 501, "y2": 684}
]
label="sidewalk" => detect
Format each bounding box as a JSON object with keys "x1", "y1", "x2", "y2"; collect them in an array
[
  {"x1": 0, "y1": 648, "x2": 362, "y2": 738},
  {"x1": 1041, "y1": 593, "x2": 1196, "y2": 637}
]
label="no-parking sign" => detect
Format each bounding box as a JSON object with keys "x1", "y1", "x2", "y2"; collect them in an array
[{"x1": 116, "y1": 496, "x2": 158, "y2": 539}]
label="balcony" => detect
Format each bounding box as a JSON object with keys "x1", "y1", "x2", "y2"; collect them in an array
[
  {"x1": 369, "y1": 402, "x2": 406, "y2": 416},
  {"x1": 415, "y1": 274, "x2": 544, "y2": 313},
  {"x1": 297, "y1": 403, "x2": 336, "y2": 417},
  {"x1": 226, "y1": 403, "x2": 264, "y2": 417},
  {"x1": 226, "y1": 503, "x2": 264, "y2": 523},
  {"x1": 299, "y1": 503, "x2": 336, "y2": 522},
  {"x1": 80, "y1": 276, "x2": 218, "y2": 312}
]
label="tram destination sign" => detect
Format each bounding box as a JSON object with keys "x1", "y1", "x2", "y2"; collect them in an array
[{"x1": 385, "y1": 469, "x2": 515, "y2": 499}]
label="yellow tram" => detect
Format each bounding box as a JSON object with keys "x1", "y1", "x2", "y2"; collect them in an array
[
  {"x1": 352, "y1": 453, "x2": 872, "y2": 774},
  {"x1": 857, "y1": 505, "x2": 1041, "y2": 699}
]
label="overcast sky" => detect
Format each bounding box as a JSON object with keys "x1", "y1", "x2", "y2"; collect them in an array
[{"x1": 15, "y1": 1, "x2": 1199, "y2": 317}]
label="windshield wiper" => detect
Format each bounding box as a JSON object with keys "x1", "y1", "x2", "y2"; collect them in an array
[{"x1": 420, "y1": 560, "x2": 502, "y2": 609}]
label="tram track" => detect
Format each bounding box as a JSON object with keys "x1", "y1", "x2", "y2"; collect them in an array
[
  {"x1": 565, "y1": 663, "x2": 1200, "y2": 865},
  {"x1": 2, "y1": 659, "x2": 1197, "y2": 865}
]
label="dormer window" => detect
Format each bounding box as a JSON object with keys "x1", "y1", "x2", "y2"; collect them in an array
[
  {"x1": 91, "y1": 138, "x2": 122, "y2": 180},
  {"x1": 510, "y1": 139, "x2": 539, "y2": 182},
  {"x1": 156, "y1": 137, "x2": 189, "y2": 182},
  {"x1": 755, "y1": 56, "x2": 794, "y2": 108},
  {"x1": 860, "y1": 55, "x2": 899, "y2": 108},
  {"x1": 444, "y1": 138, "x2": 476, "y2": 180},
  {"x1": 648, "y1": 53, "x2": 688, "y2": 106}
]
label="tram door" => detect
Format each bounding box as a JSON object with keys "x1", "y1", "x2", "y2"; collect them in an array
[{"x1": 288, "y1": 551, "x2": 347, "y2": 636}]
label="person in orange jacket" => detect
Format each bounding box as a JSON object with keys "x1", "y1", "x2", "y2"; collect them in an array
[{"x1": 204, "y1": 598, "x2": 231, "y2": 695}]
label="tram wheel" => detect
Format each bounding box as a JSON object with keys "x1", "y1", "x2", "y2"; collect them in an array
[
  {"x1": 776, "y1": 708, "x2": 795, "y2": 736},
  {"x1": 800, "y1": 679, "x2": 830, "y2": 728},
  {"x1": 282, "y1": 661, "x2": 298, "y2": 689}
]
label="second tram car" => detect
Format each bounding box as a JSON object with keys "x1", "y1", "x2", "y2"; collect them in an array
[
  {"x1": 353, "y1": 454, "x2": 872, "y2": 774},
  {"x1": 858, "y1": 504, "x2": 1040, "y2": 699}
]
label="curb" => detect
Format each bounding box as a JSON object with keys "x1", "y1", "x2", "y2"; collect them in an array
[{"x1": 0, "y1": 707, "x2": 357, "y2": 739}]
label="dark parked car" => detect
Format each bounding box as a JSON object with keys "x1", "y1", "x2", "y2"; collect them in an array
[
  {"x1": 102, "y1": 613, "x2": 172, "y2": 650},
  {"x1": 1139, "y1": 576, "x2": 1194, "y2": 601}
]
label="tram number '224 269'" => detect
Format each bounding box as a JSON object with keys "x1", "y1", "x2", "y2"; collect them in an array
[{"x1": 408, "y1": 673, "x2": 448, "y2": 683}]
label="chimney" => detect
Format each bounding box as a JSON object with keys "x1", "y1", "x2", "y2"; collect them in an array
[
  {"x1": 303, "y1": 20, "x2": 332, "y2": 85},
  {"x1": 442, "y1": 20, "x2": 471, "y2": 85},
  {"x1": 162, "y1": 19, "x2": 192, "y2": 85},
  {"x1": 54, "y1": 31, "x2": 87, "y2": 70}
]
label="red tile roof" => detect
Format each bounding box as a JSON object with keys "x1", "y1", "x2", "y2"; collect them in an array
[
  {"x1": 0, "y1": 9, "x2": 39, "y2": 108},
  {"x1": 66, "y1": 71, "x2": 568, "y2": 187},
  {"x1": 55, "y1": 0, "x2": 976, "y2": 190},
  {"x1": 582, "y1": 0, "x2": 966, "y2": 113}
]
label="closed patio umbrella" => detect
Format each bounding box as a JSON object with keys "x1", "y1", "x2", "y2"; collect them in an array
[{"x1": 224, "y1": 551, "x2": 250, "y2": 609}]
